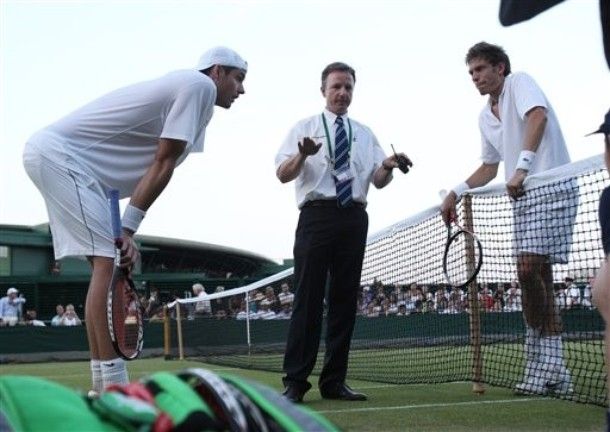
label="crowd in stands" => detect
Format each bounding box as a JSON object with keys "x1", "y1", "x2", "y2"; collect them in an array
[
  {"x1": 357, "y1": 277, "x2": 595, "y2": 318},
  {"x1": 3, "y1": 274, "x2": 593, "y2": 326},
  {"x1": 0, "y1": 286, "x2": 83, "y2": 327},
  {"x1": 161, "y1": 281, "x2": 297, "y2": 321},
  {"x1": 137, "y1": 274, "x2": 595, "y2": 322}
]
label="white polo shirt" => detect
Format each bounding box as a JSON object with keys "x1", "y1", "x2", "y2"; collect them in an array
[
  {"x1": 275, "y1": 110, "x2": 387, "y2": 208},
  {"x1": 478, "y1": 72, "x2": 570, "y2": 181},
  {"x1": 32, "y1": 69, "x2": 216, "y2": 197}
]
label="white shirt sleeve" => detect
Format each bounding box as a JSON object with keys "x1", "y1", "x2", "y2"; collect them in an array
[
  {"x1": 161, "y1": 80, "x2": 216, "y2": 150},
  {"x1": 275, "y1": 121, "x2": 303, "y2": 170},
  {"x1": 371, "y1": 130, "x2": 386, "y2": 170},
  {"x1": 510, "y1": 73, "x2": 548, "y2": 120}
]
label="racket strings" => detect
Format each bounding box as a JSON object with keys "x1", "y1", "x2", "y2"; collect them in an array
[{"x1": 112, "y1": 277, "x2": 142, "y2": 358}]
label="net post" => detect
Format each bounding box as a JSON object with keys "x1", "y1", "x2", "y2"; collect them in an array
[
  {"x1": 163, "y1": 305, "x2": 172, "y2": 360},
  {"x1": 463, "y1": 194, "x2": 485, "y2": 394},
  {"x1": 175, "y1": 301, "x2": 185, "y2": 360}
]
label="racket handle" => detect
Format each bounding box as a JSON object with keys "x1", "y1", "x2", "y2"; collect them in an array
[{"x1": 109, "y1": 189, "x2": 122, "y2": 242}]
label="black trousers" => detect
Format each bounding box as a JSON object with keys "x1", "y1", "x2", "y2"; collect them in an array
[{"x1": 282, "y1": 205, "x2": 368, "y2": 391}]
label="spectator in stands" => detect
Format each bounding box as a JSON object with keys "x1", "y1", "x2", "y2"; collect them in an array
[
  {"x1": 440, "y1": 42, "x2": 576, "y2": 395},
  {"x1": 393, "y1": 284, "x2": 407, "y2": 304},
  {"x1": 278, "y1": 283, "x2": 295, "y2": 309},
  {"x1": 60, "y1": 304, "x2": 82, "y2": 326},
  {"x1": 146, "y1": 287, "x2": 162, "y2": 319},
  {"x1": 564, "y1": 277, "x2": 581, "y2": 309},
  {"x1": 22, "y1": 46, "x2": 248, "y2": 393},
  {"x1": 277, "y1": 302, "x2": 292, "y2": 320},
  {"x1": 212, "y1": 286, "x2": 229, "y2": 318},
  {"x1": 386, "y1": 293, "x2": 399, "y2": 316},
  {"x1": 423, "y1": 299, "x2": 435, "y2": 313},
  {"x1": 447, "y1": 290, "x2": 463, "y2": 314},
  {"x1": 247, "y1": 290, "x2": 260, "y2": 314},
  {"x1": 505, "y1": 285, "x2": 523, "y2": 312},
  {"x1": 191, "y1": 283, "x2": 212, "y2": 318},
  {"x1": 404, "y1": 283, "x2": 420, "y2": 314},
  {"x1": 263, "y1": 286, "x2": 279, "y2": 312},
  {"x1": 360, "y1": 286, "x2": 373, "y2": 314},
  {"x1": 0, "y1": 287, "x2": 26, "y2": 326},
  {"x1": 24, "y1": 309, "x2": 46, "y2": 327},
  {"x1": 51, "y1": 304, "x2": 65, "y2": 326},
  {"x1": 434, "y1": 289, "x2": 448, "y2": 314},
  {"x1": 365, "y1": 302, "x2": 380, "y2": 318},
  {"x1": 493, "y1": 285, "x2": 505, "y2": 311},
  {"x1": 582, "y1": 277, "x2": 594, "y2": 309},
  {"x1": 235, "y1": 300, "x2": 248, "y2": 320},
  {"x1": 479, "y1": 284, "x2": 494, "y2": 312},
  {"x1": 259, "y1": 300, "x2": 277, "y2": 320},
  {"x1": 396, "y1": 303, "x2": 407, "y2": 316}
]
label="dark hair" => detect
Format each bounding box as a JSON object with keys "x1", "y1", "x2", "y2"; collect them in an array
[
  {"x1": 200, "y1": 65, "x2": 238, "y2": 76},
  {"x1": 465, "y1": 42, "x2": 511, "y2": 76},
  {"x1": 321, "y1": 62, "x2": 356, "y2": 90}
]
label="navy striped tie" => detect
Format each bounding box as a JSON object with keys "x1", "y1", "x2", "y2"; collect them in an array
[{"x1": 334, "y1": 116, "x2": 353, "y2": 207}]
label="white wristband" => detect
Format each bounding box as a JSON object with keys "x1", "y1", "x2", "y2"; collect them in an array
[
  {"x1": 122, "y1": 204, "x2": 146, "y2": 233},
  {"x1": 451, "y1": 182, "x2": 470, "y2": 198},
  {"x1": 515, "y1": 150, "x2": 536, "y2": 172}
]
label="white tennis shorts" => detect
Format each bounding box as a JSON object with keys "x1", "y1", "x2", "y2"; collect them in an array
[
  {"x1": 512, "y1": 179, "x2": 579, "y2": 264},
  {"x1": 22, "y1": 131, "x2": 115, "y2": 260}
]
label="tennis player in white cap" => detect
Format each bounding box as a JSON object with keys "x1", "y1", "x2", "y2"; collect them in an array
[{"x1": 23, "y1": 46, "x2": 247, "y2": 394}]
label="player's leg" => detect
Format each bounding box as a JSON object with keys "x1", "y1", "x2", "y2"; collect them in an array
[
  {"x1": 88, "y1": 256, "x2": 129, "y2": 388},
  {"x1": 539, "y1": 261, "x2": 573, "y2": 394},
  {"x1": 23, "y1": 139, "x2": 125, "y2": 391},
  {"x1": 515, "y1": 252, "x2": 547, "y2": 394},
  {"x1": 84, "y1": 262, "x2": 103, "y2": 394}
]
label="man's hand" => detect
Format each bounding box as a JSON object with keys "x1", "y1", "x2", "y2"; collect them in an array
[
  {"x1": 506, "y1": 169, "x2": 527, "y2": 199},
  {"x1": 119, "y1": 232, "x2": 140, "y2": 270},
  {"x1": 440, "y1": 192, "x2": 458, "y2": 226},
  {"x1": 382, "y1": 153, "x2": 412, "y2": 173},
  {"x1": 298, "y1": 137, "x2": 322, "y2": 156}
]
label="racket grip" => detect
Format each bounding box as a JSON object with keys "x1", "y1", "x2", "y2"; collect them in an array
[{"x1": 109, "y1": 189, "x2": 122, "y2": 242}]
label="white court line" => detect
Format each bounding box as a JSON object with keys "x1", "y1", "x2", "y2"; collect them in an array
[
  {"x1": 317, "y1": 397, "x2": 548, "y2": 414},
  {"x1": 356, "y1": 381, "x2": 470, "y2": 390}
]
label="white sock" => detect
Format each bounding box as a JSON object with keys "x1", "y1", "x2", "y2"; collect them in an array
[
  {"x1": 101, "y1": 357, "x2": 129, "y2": 389},
  {"x1": 541, "y1": 336, "x2": 563, "y2": 365},
  {"x1": 525, "y1": 326, "x2": 541, "y2": 361},
  {"x1": 90, "y1": 359, "x2": 103, "y2": 393}
]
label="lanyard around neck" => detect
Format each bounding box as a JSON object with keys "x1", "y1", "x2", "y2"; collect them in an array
[{"x1": 321, "y1": 113, "x2": 353, "y2": 161}]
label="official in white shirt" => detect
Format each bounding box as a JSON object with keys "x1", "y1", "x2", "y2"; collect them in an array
[{"x1": 275, "y1": 61, "x2": 411, "y2": 403}]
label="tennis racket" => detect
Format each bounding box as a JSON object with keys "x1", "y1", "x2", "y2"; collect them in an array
[
  {"x1": 178, "y1": 368, "x2": 248, "y2": 432},
  {"x1": 442, "y1": 219, "x2": 483, "y2": 288},
  {"x1": 107, "y1": 189, "x2": 143, "y2": 360}
]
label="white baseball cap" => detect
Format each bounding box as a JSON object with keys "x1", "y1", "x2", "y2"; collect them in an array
[
  {"x1": 7, "y1": 287, "x2": 18, "y2": 295},
  {"x1": 196, "y1": 46, "x2": 247, "y2": 72}
]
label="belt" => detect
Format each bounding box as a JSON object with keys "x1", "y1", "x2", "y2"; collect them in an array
[{"x1": 302, "y1": 199, "x2": 366, "y2": 209}]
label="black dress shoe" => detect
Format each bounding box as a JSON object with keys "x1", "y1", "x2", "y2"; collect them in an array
[
  {"x1": 320, "y1": 383, "x2": 367, "y2": 401},
  {"x1": 282, "y1": 385, "x2": 306, "y2": 403}
]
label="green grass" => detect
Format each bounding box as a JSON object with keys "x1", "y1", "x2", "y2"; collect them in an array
[{"x1": 0, "y1": 357, "x2": 605, "y2": 431}]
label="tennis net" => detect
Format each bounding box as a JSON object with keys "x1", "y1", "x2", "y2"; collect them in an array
[{"x1": 167, "y1": 155, "x2": 607, "y2": 406}]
